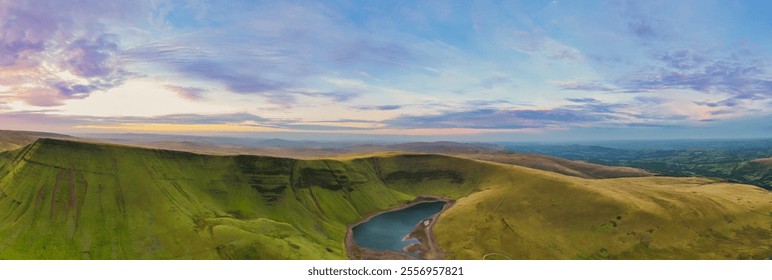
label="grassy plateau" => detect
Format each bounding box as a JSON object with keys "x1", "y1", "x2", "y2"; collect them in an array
[{"x1": 0, "y1": 138, "x2": 769, "y2": 259}]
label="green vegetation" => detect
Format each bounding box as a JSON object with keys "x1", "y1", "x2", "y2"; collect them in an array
[
  {"x1": 506, "y1": 139, "x2": 772, "y2": 190},
  {"x1": 434, "y1": 168, "x2": 772, "y2": 259},
  {"x1": 0, "y1": 139, "x2": 770, "y2": 259}
]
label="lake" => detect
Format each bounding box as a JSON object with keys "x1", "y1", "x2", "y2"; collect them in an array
[{"x1": 352, "y1": 201, "x2": 446, "y2": 255}]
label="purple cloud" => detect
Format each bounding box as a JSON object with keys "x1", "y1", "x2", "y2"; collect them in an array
[
  {"x1": 658, "y1": 49, "x2": 707, "y2": 70},
  {"x1": 386, "y1": 108, "x2": 615, "y2": 129},
  {"x1": 293, "y1": 90, "x2": 360, "y2": 103},
  {"x1": 0, "y1": 111, "x2": 270, "y2": 128},
  {"x1": 627, "y1": 19, "x2": 659, "y2": 39},
  {"x1": 65, "y1": 35, "x2": 121, "y2": 78},
  {"x1": 331, "y1": 40, "x2": 415, "y2": 68},
  {"x1": 513, "y1": 31, "x2": 583, "y2": 61},
  {"x1": 164, "y1": 85, "x2": 208, "y2": 101},
  {"x1": 0, "y1": 111, "x2": 388, "y2": 132},
  {"x1": 633, "y1": 96, "x2": 667, "y2": 104},
  {"x1": 618, "y1": 58, "x2": 770, "y2": 95},
  {"x1": 558, "y1": 82, "x2": 614, "y2": 92},
  {"x1": 354, "y1": 105, "x2": 402, "y2": 111},
  {"x1": 566, "y1": 98, "x2": 601, "y2": 104},
  {"x1": 480, "y1": 75, "x2": 513, "y2": 89},
  {"x1": 0, "y1": 1, "x2": 134, "y2": 106}
]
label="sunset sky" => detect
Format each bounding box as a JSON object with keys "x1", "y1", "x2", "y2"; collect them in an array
[{"x1": 1, "y1": 0, "x2": 770, "y2": 141}]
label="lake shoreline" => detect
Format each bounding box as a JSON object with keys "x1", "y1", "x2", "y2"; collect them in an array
[{"x1": 345, "y1": 195, "x2": 454, "y2": 260}]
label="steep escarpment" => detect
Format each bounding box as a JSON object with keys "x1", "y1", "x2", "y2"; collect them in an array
[
  {"x1": 0, "y1": 139, "x2": 478, "y2": 259},
  {"x1": 0, "y1": 138, "x2": 769, "y2": 260}
]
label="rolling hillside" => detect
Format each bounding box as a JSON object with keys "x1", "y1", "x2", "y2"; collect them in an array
[
  {"x1": 0, "y1": 130, "x2": 72, "y2": 152},
  {"x1": 0, "y1": 139, "x2": 769, "y2": 259},
  {"x1": 455, "y1": 152, "x2": 653, "y2": 179},
  {"x1": 0, "y1": 131, "x2": 652, "y2": 180}
]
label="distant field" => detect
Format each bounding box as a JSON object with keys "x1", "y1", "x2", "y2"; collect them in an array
[
  {"x1": 506, "y1": 140, "x2": 772, "y2": 190},
  {"x1": 0, "y1": 138, "x2": 769, "y2": 259}
]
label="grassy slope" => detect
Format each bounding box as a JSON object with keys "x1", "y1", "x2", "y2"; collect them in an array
[
  {"x1": 0, "y1": 139, "x2": 769, "y2": 259},
  {"x1": 456, "y1": 152, "x2": 652, "y2": 179},
  {"x1": 0, "y1": 139, "x2": 478, "y2": 259},
  {"x1": 434, "y1": 163, "x2": 772, "y2": 259}
]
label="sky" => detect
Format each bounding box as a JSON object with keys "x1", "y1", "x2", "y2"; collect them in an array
[{"x1": 0, "y1": 0, "x2": 770, "y2": 142}]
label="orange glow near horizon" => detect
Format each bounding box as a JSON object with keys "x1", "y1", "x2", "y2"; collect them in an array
[
  {"x1": 76, "y1": 124, "x2": 289, "y2": 133},
  {"x1": 76, "y1": 123, "x2": 544, "y2": 136}
]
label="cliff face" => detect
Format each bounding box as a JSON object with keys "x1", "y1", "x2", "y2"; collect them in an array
[{"x1": 0, "y1": 138, "x2": 769, "y2": 260}]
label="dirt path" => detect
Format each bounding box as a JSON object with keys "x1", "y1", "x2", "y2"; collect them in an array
[{"x1": 345, "y1": 196, "x2": 454, "y2": 260}]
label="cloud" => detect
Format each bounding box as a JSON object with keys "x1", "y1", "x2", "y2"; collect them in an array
[
  {"x1": 566, "y1": 98, "x2": 601, "y2": 104},
  {"x1": 0, "y1": 111, "x2": 385, "y2": 132},
  {"x1": 386, "y1": 108, "x2": 614, "y2": 129},
  {"x1": 480, "y1": 75, "x2": 513, "y2": 89},
  {"x1": 331, "y1": 40, "x2": 415, "y2": 68},
  {"x1": 135, "y1": 113, "x2": 269, "y2": 125},
  {"x1": 616, "y1": 52, "x2": 771, "y2": 99},
  {"x1": 633, "y1": 96, "x2": 667, "y2": 104},
  {"x1": 292, "y1": 89, "x2": 360, "y2": 103},
  {"x1": 354, "y1": 105, "x2": 402, "y2": 111},
  {"x1": 627, "y1": 19, "x2": 660, "y2": 40},
  {"x1": 694, "y1": 98, "x2": 740, "y2": 108},
  {"x1": 164, "y1": 85, "x2": 207, "y2": 101},
  {"x1": 120, "y1": 2, "x2": 422, "y2": 108},
  {"x1": 564, "y1": 98, "x2": 628, "y2": 114},
  {"x1": 125, "y1": 42, "x2": 305, "y2": 106},
  {"x1": 618, "y1": 1, "x2": 670, "y2": 41},
  {"x1": 513, "y1": 31, "x2": 584, "y2": 61},
  {"x1": 65, "y1": 35, "x2": 122, "y2": 78},
  {"x1": 557, "y1": 81, "x2": 614, "y2": 92},
  {"x1": 658, "y1": 49, "x2": 707, "y2": 70},
  {"x1": 0, "y1": 1, "x2": 136, "y2": 107}
]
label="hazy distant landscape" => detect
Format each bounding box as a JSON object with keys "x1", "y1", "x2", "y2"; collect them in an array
[{"x1": 506, "y1": 139, "x2": 772, "y2": 190}]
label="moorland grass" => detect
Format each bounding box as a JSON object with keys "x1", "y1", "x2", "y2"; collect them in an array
[{"x1": 0, "y1": 139, "x2": 769, "y2": 259}]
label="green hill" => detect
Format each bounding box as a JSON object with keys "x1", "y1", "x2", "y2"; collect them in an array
[{"x1": 0, "y1": 139, "x2": 769, "y2": 259}]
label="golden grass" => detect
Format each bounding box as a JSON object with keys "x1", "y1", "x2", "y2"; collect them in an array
[{"x1": 434, "y1": 163, "x2": 772, "y2": 259}]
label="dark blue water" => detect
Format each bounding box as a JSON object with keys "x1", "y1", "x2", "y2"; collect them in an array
[{"x1": 352, "y1": 201, "x2": 446, "y2": 253}]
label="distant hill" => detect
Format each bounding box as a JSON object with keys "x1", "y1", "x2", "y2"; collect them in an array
[
  {"x1": 752, "y1": 157, "x2": 772, "y2": 166},
  {"x1": 0, "y1": 130, "x2": 759, "y2": 182},
  {"x1": 384, "y1": 141, "x2": 505, "y2": 153},
  {"x1": 0, "y1": 130, "x2": 72, "y2": 151},
  {"x1": 48, "y1": 132, "x2": 656, "y2": 179},
  {"x1": 456, "y1": 152, "x2": 652, "y2": 179},
  {"x1": 345, "y1": 142, "x2": 653, "y2": 179},
  {"x1": 0, "y1": 138, "x2": 769, "y2": 259},
  {"x1": 506, "y1": 141, "x2": 772, "y2": 190}
]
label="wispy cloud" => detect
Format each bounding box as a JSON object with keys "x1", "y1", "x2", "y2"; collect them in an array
[
  {"x1": 164, "y1": 85, "x2": 207, "y2": 101},
  {"x1": 557, "y1": 81, "x2": 614, "y2": 92},
  {"x1": 1, "y1": 1, "x2": 770, "y2": 140},
  {"x1": 354, "y1": 105, "x2": 402, "y2": 111},
  {"x1": 0, "y1": 1, "x2": 141, "y2": 106},
  {"x1": 512, "y1": 31, "x2": 584, "y2": 61},
  {"x1": 331, "y1": 40, "x2": 416, "y2": 68},
  {"x1": 386, "y1": 107, "x2": 615, "y2": 130},
  {"x1": 614, "y1": 50, "x2": 771, "y2": 99}
]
